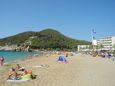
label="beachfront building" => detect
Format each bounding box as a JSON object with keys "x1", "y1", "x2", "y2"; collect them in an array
[
  {"x1": 97, "y1": 36, "x2": 115, "y2": 51},
  {"x1": 78, "y1": 36, "x2": 115, "y2": 52},
  {"x1": 77, "y1": 45, "x2": 92, "y2": 52}
]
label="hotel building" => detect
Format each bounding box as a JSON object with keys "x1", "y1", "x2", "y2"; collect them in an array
[
  {"x1": 97, "y1": 36, "x2": 115, "y2": 51},
  {"x1": 77, "y1": 36, "x2": 115, "y2": 52}
]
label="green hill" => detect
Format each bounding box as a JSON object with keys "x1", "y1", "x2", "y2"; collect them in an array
[{"x1": 0, "y1": 29, "x2": 91, "y2": 50}]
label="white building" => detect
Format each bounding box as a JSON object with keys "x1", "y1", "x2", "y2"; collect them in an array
[
  {"x1": 77, "y1": 45, "x2": 92, "y2": 52},
  {"x1": 92, "y1": 40, "x2": 97, "y2": 46},
  {"x1": 77, "y1": 36, "x2": 115, "y2": 52},
  {"x1": 97, "y1": 36, "x2": 115, "y2": 51}
]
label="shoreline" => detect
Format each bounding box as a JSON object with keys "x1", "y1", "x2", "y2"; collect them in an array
[{"x1": 0, "y1": 50, "x2": 43, "y2": 64}]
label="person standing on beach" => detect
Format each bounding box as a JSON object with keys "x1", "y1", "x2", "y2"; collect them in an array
[
  {"x1": 65, "y1": 52, "x2": 68, "y2": 57},
  {"x1": 0, "y1": 56, "x2": 4, "y2": 66}
]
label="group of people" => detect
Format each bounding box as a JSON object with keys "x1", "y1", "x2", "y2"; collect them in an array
[
  {"x1": 0, "y1": 56, "x2": 35, "y2": 80},
  {"x1": 7, "y1": 64, "x2": 33, "y2": 80}
]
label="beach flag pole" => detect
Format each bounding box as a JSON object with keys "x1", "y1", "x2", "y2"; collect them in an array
[{"x1": 91, "y1": 29, "x2": 97, "y2": 55}]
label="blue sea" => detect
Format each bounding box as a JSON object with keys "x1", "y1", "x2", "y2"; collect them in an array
[{"x1": 0, "y1": 50, "x2": 40, "y2": 64}]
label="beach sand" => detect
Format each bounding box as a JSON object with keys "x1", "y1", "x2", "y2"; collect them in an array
[{"x1": 0, "y1": 53, "x2": 115, "y2": 86}]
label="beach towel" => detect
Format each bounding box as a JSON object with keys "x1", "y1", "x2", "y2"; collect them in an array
[{"x1": 7, "y1": 78, "x2": 31, "y2": 82}]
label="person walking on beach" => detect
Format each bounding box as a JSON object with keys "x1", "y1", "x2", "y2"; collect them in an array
[{"x1": 0, "y1": 56, "x2": 4, "y2": 66}]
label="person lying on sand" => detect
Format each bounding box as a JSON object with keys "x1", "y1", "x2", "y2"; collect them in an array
[
  {"x1": 15, "y1": 64, "x2": 33, "y2": 76},
  {"x1": 7, "y1": 65, "x2": 35, "y2": 80},
  {"x1": 16, "y1": 64, "x2": 21, "y2": 70},
  {"x1": 18, "y1": 67, "x2": 32, "y2": 76},
  {"x1": 16, "y1": 64, "x2": 25, "y2": 71},
  {"x1": 20, "y1": 68, "x2": 36, "y2": 79}
]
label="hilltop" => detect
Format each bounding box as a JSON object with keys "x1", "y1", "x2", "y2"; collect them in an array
[{"x1": 0, "y1": 29, "x2": 91, "y2": 51}]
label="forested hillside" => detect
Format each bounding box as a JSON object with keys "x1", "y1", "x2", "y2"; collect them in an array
[{"x1": 0, "y1": 29, "x2": 91, "y2": 50}]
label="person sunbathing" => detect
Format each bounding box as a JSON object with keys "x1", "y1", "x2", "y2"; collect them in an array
[
  {"x1": 20, "y1": 68, "x2": 34, "y2": 79},
  {"x1": 21, "y1": 68, "x2": 32, "y2": 75},
  {"x1": 15, "y1": 64, "x2": 26, "y2": 72},
  {"x1": 7, "y1": 68, "x2": 18, "y2": 80},
  {"x1": 15, "y1": 64, "x2": 34, "y2": 79},
  {"x1": 15, "y1": 64, "x2": 24, "y2": 71},
  {"x1": 16, "y1": 64, "x2": 21, "y2": 70}
]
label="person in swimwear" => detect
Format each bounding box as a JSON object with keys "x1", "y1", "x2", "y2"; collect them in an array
[
  {"x1": 15, "y1": 64, "x2": 23, "y2": 71},
  {"x1": 7, "y1": 68, "x2": 18, "y2": 80},
  {"x1": 0, "y1": 56, "x2": 4, "y2": 66}
]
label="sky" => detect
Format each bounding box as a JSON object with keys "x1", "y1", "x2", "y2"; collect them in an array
[{"x1": 0, "y1": 0, "x2": 115, "y2": 41}]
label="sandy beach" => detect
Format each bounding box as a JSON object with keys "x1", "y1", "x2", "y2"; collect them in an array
[{"x1": 0, "y1": 53, "x2": 115, "y2": 86}]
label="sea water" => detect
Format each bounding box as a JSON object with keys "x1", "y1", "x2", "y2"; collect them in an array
[{"x1": 0, "y1": 50, "x2": 40, "y2": 64}]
